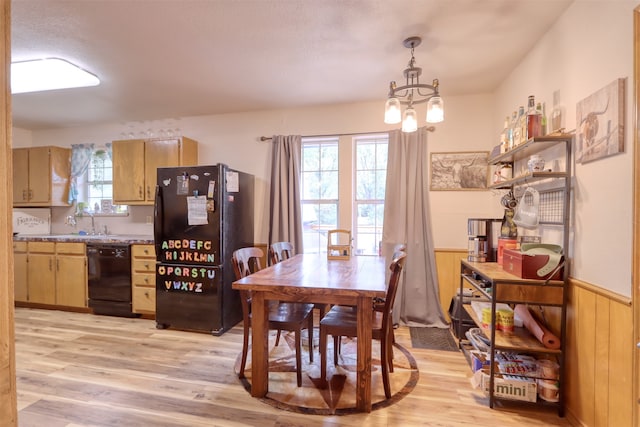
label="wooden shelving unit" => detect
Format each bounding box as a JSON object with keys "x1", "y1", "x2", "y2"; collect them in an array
[{"x1": 458, "y1": 134, "x2": 572, "y2": 416}]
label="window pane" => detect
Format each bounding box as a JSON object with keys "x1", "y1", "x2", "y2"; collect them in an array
[
  {"x1": 320, "y1": 145, "x2": 338, "y2": 170},
  {"x1": 356, "y1": 170, "x2": 376, "y2": 200},
  {"x1": 302, "y1": 145, "x2": 319, "y2": 171},
  {"x1": 319, "y1": 170, "x2": 338, "y2": 199},
  {"x1": 355, "y1": 202, "x2": 383, "y2": 255},
  {"x1": 356, "y1": 143, "x2": 375, "y2": 170},
  {"x1": 302, "y1": 202, "x2": 337, "y2": 254},
  {"x1": 376, "y1": 143, "x2": 388, "y2": 169},
  {"x1": 302, "y1": 171, "x2": 320, "y2": 199},
  {"x1": 376, "y1": 170, "x2": 387, "y2": 199}
]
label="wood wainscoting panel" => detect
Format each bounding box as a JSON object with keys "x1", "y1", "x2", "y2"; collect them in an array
[
  {"x1": 608, "y1": 295, "x2": 633, "y2": 427},
  {"x1": 565, "y1": 278, "x2": 633, "y2": 427},
  {"x1": 594, "y1": 293, "x2": 611, "y2": 427},
  {"x1": 434, "y1": 249, "x2": 467, "y2": 321}
]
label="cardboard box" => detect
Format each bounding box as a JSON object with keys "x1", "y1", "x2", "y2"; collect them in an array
[
  {"x1": 469, "y1": 350, "x2": 490, "y2": 372},
  {"x1": 472, "y1": 369, "x2": 538, "y2": 402},
  {"x1": 502, "y1": 248, "x2": 564, "y2": 280}
]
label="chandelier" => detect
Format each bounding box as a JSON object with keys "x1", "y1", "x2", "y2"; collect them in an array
[{"x1": 384, "y1": 36, "x2": 444, "y2": 132}]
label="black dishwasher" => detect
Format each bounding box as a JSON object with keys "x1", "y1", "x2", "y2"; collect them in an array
[{"x1": 87, "y1": 243, "x2": 138, "y2": 317}]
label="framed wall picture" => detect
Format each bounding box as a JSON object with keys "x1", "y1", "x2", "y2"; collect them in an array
[
  {"x1": 576, "y1": 78, "x2": 625, "y2": 164},
  {"x1": 430, "y1": 151, "x2": 489, "y2": 191}
]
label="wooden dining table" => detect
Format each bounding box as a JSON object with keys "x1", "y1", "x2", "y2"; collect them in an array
[{"x1": 232, "y1": 253, "x2": 388, "y2": 413}]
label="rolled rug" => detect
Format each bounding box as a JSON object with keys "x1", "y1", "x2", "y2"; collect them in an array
[{"x1": 513, "y1": 304, "x2": 561, "y2": 349}]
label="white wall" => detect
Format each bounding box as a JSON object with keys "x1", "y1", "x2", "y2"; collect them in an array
[
  {"x1": 14, "y1": 95, "x2": 499, "y2": 249},
  {"x1": 494, "y1": 0, "x2": 636, "y2": 297}
]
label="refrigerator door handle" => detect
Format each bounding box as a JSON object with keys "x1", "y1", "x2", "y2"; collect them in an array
[{"x1": 154, "y1": 184, "x2": 163, "y2": 259}]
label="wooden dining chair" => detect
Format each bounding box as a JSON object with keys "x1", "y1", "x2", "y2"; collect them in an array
[
  {"x1": 332, "y1": 242, "x2": 407, "y2": 371},
  {"x1": 318, "y1": 251, "x2": 407, "y2": 399},
  {"x1": 232, "y1": 247, "x2": 315, "y2": 387},
  {"x1": 269, "y1": 241, "x2": 330, "y2": 320}
]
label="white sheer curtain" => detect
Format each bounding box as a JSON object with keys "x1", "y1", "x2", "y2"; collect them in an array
[
  {"x1": 268, "y1": 135, "x2": 304, "y2": 254},
  {"x1": 382, "y1": 127, "x2": 448, "y2": 328}
]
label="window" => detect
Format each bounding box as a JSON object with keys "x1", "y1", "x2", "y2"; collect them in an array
[
  {"x1": 301, "y1": 137, "x2": 339, "y2": 253},
  {"x1": 79, "y1": 148, "x2": 127, "y2": 215},
  {"x1": 301, "y1": 134, "x2": 388, "y2": 255},
  {"x1": 354, "y1": 135, "x2": 387, "y2": 255}
]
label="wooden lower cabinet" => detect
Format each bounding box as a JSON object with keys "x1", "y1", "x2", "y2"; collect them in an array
[
  {"x1": 27, "y1": 242, "x2": 56, "y2": 304},
  {"x1": 18, "y1": 241, "x2": 87, "y2": 307},
  {"x1": 55, "y1": 243, "x2": 87, "y2": 308},
  {"x1": 131, "y1": 244, "x2": 156, "y2": 314},
  {"x1": 13, "y1": 241, "x2": 28, "y2": 302}
]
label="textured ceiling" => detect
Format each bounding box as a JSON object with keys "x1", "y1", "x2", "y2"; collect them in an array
[{"x1": 10, "y1": 0, "x2": 574, "y2": 130}]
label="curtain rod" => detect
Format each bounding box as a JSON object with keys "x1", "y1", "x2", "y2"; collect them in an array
[{"x1": 260, "y1": 127, "x2": 435, "y2": 141}]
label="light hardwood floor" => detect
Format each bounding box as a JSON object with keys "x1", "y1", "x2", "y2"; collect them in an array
[{"x1": 14, "y1": 307, "x2": 573, "y2": 427}]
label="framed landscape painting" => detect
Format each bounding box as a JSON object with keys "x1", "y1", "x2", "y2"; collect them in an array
[{"x1": 430, "y1": 151, "x2": 489, "y2": 191}]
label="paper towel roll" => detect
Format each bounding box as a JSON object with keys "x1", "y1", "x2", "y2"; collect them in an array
[{"x1": 514, "y1": 304, "x2": 561, "y2": 349}]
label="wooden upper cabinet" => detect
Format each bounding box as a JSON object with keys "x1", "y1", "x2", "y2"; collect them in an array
[
  {"x1": 113, "y1": 137, "x2": 198, "y2": 205},
  {"x1": 13, "y1": 146, "x2": 71, "y2": 207},
  {"x1": 144, "y1": 139, "x2": 180, "y2": 201},
  {"x1": 112, "y1": 139, "x2": 146, "y2": 203}
]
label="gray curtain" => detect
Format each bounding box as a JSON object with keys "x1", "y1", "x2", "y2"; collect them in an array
[
  {"x1": 382, "y1": 127, "x2": 448, "y2": 328},
  {"x1": 268, "y1": 135, "x2": 303, "y2": 254}
]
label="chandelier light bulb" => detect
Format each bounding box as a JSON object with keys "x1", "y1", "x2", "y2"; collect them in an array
[
  {"x1": 402, "y1": 107, "x2": 418, "y2": 133},
  {"x1": 384, "y1": 97, "x2": 402, "y2": 124},
  {"x1": 426, "y1": 95, "x2": 444, "y2": 123}
]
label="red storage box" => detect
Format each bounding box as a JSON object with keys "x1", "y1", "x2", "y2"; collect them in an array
[
  {"x1": 502, "y1": 248, "x2": 564, "y2": 280},
  {"x1": 497, "y1": 238, "x2": 518, "y2": 265}
]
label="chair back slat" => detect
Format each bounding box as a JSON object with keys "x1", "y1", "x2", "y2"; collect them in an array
[
  {"x1": 232, "y1": 247, "x2": 264, "y2": 280},
  {"x1": 269, "y1": 241, "x2": 294, "y2": 265}
]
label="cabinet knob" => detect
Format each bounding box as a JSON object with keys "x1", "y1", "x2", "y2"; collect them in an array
[
  {"x1": 144, "y1": 277, "x2": 149, "y2": 283},
  {"x1": 143, "y1": 249, "x2": 149, "y2": 254}
]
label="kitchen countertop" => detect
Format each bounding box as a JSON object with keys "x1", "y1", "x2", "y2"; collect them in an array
[{"x1": 13, "y1": 234, "x2": 154, "y2": 244}]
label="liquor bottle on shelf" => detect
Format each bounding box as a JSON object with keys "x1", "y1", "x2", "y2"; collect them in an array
[
  {"x1": 514, "y1": 106, "x2": 525, "y2": 146},
  {"x1": 537, "y1": 102, "x2": 547, "y2": 136},
  {"x1": 526, "y1": 95, "x2": 542, "y2": 140},
  {"x1": 500, "y1": 116, "x2": 510, "y2": 153},
  {"x1": 551, "y1": 90, "x2": 563, "y2": 133},
  {"x1": 508, "y1": 111, "x2": 517, "y2": 150}
]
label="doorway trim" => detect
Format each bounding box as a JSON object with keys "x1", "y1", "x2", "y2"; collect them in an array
[{"x1": 632, "y1": 6, "x2": 640, "y2": 427}]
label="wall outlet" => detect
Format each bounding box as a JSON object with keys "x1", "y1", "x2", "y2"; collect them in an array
[{"x1": 146, "y1": 215, "x2": 153, "y2": 224}]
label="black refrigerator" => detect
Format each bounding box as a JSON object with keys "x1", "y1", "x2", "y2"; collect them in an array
[{"x1": 153, "y1": 163, "x2": 254, "y2": 335}]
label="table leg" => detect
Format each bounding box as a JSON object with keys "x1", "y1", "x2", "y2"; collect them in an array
[
  {"x1": 356, "y1": 295, "x2": 373, "y2": 412},
  {"x1": 251, "y1": 292, "x2": 269, "y2": 397}
]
